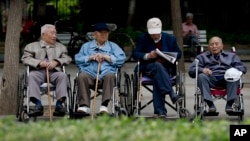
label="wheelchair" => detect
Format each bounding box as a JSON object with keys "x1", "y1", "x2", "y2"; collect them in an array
[
  {"x1": 70, "y1": 67, "x2": 129, "y2": 119},
  {"x1": 128, "y1": 60, "x2": 190, "y2": 119},
  {"x1": 193, "y1": 59, "x2": 245, "y2": 122},
  {"x1": 16, "y1": 66, "x2": 72, "y2": 122}
]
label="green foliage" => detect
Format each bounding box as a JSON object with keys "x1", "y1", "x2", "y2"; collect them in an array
[
  {"x1": 49, "y1": 0, "x2": 80, "y2": 19},
  {"x1": 206, "y1": 29, "x2": 250, "y2": 45},
  {"x1": 115, "y1": 27, "x2": 145, "y2": 43},
  {"x1": 1, "y1": 116, "x2": 250, "y2": 141}
]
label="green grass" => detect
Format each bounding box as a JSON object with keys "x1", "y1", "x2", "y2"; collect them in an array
[{"x1": 0, "y1": 115, "x2": 249, "y2": 141}]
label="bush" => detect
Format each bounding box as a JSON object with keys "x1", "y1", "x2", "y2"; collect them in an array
[{"x1": 1, "y1": 115, "x2": 249, "y2": 141}]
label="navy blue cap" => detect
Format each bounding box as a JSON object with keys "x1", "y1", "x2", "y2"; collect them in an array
[{"x1": 93, "y1": 23, "x2": 110, "y2": 32}]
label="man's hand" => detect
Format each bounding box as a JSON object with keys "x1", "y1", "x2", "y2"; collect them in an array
[
  {"x1": 147, "y1": 50, "x2": 158, "y2": 59},
  {"x1": 39, "y1": 60, "x2": 48, "y2": 68},
  {"x1": 202, "y1": 68, "x2": 212, "y2": 76},
  {"x1": 91, "y1": 53, "x2": 111, "y2": 63},
  {"x1": 47, "y1": 60, "x2": 58, "y2": 70},
  {"x1": 39, "y1": 60, "x2": 58, "y2": 70}
]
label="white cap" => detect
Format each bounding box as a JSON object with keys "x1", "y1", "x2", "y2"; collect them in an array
[
  {"x1": 147, "y1": 17, "x2": 162, "y2": 34},
  {"x1": 224, "y1": 68, "x2": 242, "y2": 82}
]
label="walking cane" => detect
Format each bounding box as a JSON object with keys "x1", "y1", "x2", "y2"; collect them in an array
[
  {"x1": 46, "y1": 67, "x2": 53, "y2": 121},
  {"x1": 91, "y1": 62, "x2": 101, "y2": 119}
]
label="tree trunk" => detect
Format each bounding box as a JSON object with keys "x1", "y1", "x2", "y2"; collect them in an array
[
  {"x1": 170, "y1": 0, "x2": 185, "y2": 72},
  {"x1": 0, "y1": 0, "x2": 23, "y2": 115},
  {"x1": 127, "y1": 0, "x2": 136, "y2": 26}
]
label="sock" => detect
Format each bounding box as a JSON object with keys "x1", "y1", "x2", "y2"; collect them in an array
[
  {"x1": 56, "y1": 100, "x2": 62, "y2": 107},
  {"x1": 56, "y1": 97, "x2": 66, "y2": 107},
  {"x1": 204, "y1": 100, "x2": 214, "y2": 107},
  {"x1": 101, "y1": 100, "x2": 109, "y2": 107},
  {"x1": 227, "y1": 100, "x2": 234, "y2": 106},
  {"x1": 36, "y1": 100, "x2": 42, "y2": 106},
  {"x1": 169, "y1": 91, "x2": 176, "y2": 99}
]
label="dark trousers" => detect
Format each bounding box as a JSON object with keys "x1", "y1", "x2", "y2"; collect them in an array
[
  {"x1": 142, "y1": 62, "x2": 175, "y2": 115},
  {"x1": 183, "y1": 35, "x2": 199, "y2": 57}
]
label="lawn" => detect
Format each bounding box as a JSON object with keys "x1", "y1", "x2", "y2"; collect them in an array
[{"x1": 1, "y1": 115, "x2": 249, "y2": 141}]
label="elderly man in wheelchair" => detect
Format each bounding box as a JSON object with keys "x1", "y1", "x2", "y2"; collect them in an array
[
  {"x1": 189, "y1": 36, "x2": 247, "y2": 116},
  {"x1": 21, "y1": 24, "x2": 72, "y2": 117},
  {"x1": 132, "y1": 17, "x2": 184, "y2": 117}
]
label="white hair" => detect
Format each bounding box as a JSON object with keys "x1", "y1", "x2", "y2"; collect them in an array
[
  {"x1": 41, "y1": 24, "x2": 55, "y2": 35},
  {"x1": 186, "y1": 13, "x2": 193, "y2": 18}
]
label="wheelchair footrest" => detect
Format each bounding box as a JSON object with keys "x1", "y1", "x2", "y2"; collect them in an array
[
  {"x1": 53, "y1": 112, "x2": 66, "y2": 117},
  {"x1": 226, "y1": 111, "x2": 244, "y2": 116},
  {"x1": 71, "y1": 112, "x2": 90, "y2": 118},
  {"x1": 27, "y1": 109, "x2": 44, "y2": 117},
  {"x1": 203, "y1": 111, "x2": 219, "y2": 116}
]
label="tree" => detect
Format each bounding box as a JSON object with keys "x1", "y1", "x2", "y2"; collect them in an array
[
  {"x1": 0, "y1": 0, "x2": 23, "y2": 115},
  {"x1": 127, "y1": 0, "x2": 136, "y2": 26},
  {"x1": 170, "y1": 0, "x2": 185, "y2": 72}
]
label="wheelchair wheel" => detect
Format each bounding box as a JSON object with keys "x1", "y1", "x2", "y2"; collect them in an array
[
  {"x1": 131, "y1": 73, "x2": 140, "y2": 116},
  {"x1": 177, "y1": 72, "x2": 186, "y2": 107},
  {"x1": 16, "y1": 74, "x2": 25, "y2": 121},
  {"x1": 71, "y1": 77, "x2": 78, "y2": 116},
  {"x1": 179, "y1": 108, "x2": 191, "y2": 120},
  {"x1": 234, "y1": 94, "x2": 244, "y2": 122},
  {"x1": 109, "y1": 33, "x2": 135, "y2": 63},
  {"x1": 21, "y1": 110, "x2": 31, "y2": 122},
  {"x1": 120, "y1": 72, "x2": 133, "y2": 116},
  {"x1": 66, "y1": 73, "x2": 73, "y2": 114}
]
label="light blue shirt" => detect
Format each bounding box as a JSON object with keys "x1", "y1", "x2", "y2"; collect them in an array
[{"x1": 75, "y1": 40, "x2": 126, "y2": 79}]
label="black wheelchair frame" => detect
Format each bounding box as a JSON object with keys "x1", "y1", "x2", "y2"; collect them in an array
[{"x1": 128, "y1": 60, "x2": 191, "y2": 119}]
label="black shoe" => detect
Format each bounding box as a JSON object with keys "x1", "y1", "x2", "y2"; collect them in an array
[
  {"x1": 171, "y1": 95, "x2": 183, "y2": 104},
  {"x1": 55, "y1": 106, "x2": 66, "y2": 113},
  {"x1": 158, "y1": 113, "x2": 167, "y2": 118},
  {"x1": 54, "y1": 106, "x2": 66, "y2": 117},
  {"x1": 225, "y1": 103, "x2": 233, "y2": 113},
  {"x1": 29, "y1": 105, "x2": 44, "y2": 116},
  {"x1": 208, "y1": 104, "x2": 216, "y2": 113}
]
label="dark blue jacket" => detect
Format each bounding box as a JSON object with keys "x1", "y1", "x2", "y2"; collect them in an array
[{"x1": 132, "y1": 32, "x2": 182, "y2": 71}]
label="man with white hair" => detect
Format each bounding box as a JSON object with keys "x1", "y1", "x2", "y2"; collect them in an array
[
  {"x1": 188, "y1": 36, "x2": 247, "y2": 113},
  {"x1": 21, "y1": 24, "x2": 72, "y2": 116},
  {"x1": 132, "y1": 17, "x2": 183, "y2": 117}
]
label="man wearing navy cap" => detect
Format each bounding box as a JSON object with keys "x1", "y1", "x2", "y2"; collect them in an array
[{"x1": 74, "y1": 23, "x2": 126, "y2": 114}]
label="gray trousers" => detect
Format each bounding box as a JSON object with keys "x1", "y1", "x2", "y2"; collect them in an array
[
  {"x1": 77, "y1": 72, "x2": 115, "y2": 107},
  {"x1": 28, "y1": 69, "x2": 68, "y2": 101},
  {"x1": 198, "y1": 73, "x2": 238, "y2": 102}
]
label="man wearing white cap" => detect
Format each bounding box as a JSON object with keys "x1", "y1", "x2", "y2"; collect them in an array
[
  {"x1": 188, "y1": 36, "x2": 247, "y2": 113},
  {"x1": 132, "y1": 17, "x2": 183, "y2": 117}
]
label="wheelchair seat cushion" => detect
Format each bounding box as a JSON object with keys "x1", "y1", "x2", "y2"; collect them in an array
[
  {"x1": 40, "y1": 83, "x2": 56, "y2": 91},
  {"x1": 141, "y1": 75, "x2": 176, "y2": 86},
  {"x1": 210, "y1": 87, "x2": 241, "y2": 97}
]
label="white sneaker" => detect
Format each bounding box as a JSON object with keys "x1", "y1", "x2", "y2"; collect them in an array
[
  {"x1": 99, "y1": 106, "x2": 109, "y2": 114},
  {"x1": 77, "y1": 106, "x2": 90, "y2": 114}
]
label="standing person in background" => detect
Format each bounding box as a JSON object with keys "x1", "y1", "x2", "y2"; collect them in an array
[{"x1": 182, "y1": 13, "x2": 200, "y2": 60}]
